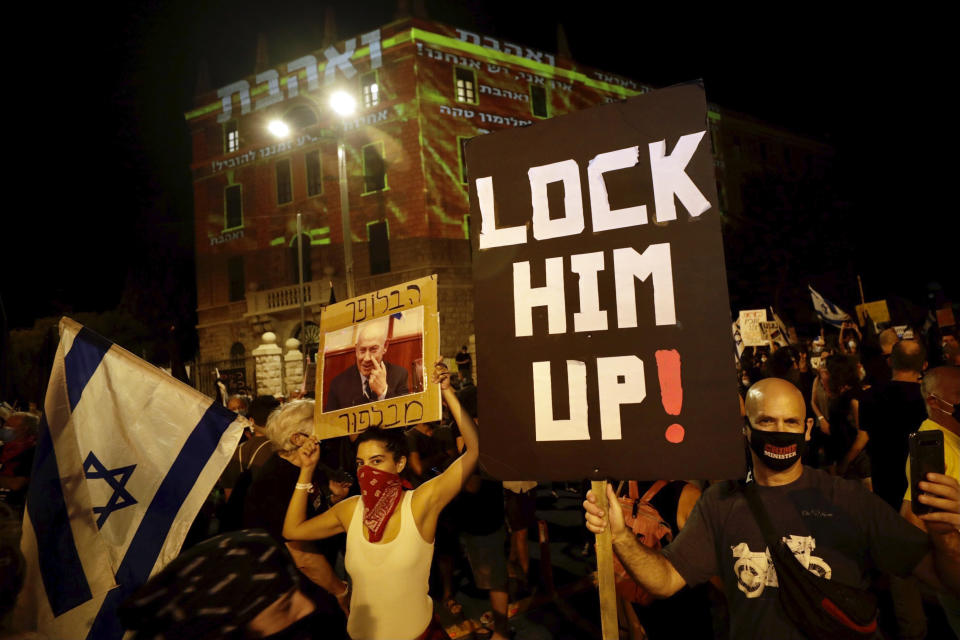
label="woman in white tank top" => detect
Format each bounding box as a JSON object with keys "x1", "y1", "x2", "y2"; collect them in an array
[{"x1": 282, "y1": 361, "x2": 479, "y2": 640}]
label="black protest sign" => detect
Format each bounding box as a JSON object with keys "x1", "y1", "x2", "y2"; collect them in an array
[{"x1": 468, "y1": 84, "x2": 743, "y2": 481}]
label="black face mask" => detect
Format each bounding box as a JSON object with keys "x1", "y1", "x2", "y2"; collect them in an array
[{"x1": 746, "y1": 424, "x2": 805, "y2": 472}]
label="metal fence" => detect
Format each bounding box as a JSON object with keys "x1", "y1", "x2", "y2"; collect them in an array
[{"x1": 192, "y1": 356, "x2": 283, "y2": 401}]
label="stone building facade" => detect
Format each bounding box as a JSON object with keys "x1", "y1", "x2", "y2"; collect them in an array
[{"x1": 185, "y1": 17, "x2": 833, "y2": 385}]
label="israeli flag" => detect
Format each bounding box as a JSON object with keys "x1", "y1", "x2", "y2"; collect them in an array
[
  {"x1": 14, "y1": 318, "x2": 243, "y2": 639},
  {"x1": 808, "y1": 285, "x2": 851, "y2": 328}
]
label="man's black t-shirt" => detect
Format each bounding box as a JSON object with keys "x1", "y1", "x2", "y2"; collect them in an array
[
  {"x1": 661, "y1": 467, "x2": 929, "y2": 640},
  {"x1": 860, "y1": 380, "x2": 927, "y2": 509},
  {"x1": 406, "y1": 427, "x2": 453, "y2": 485}
]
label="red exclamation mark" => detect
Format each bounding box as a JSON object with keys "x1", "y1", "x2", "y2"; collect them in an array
[{"x1": 655, "y1": 349, "x2": 684, "y2": 443}]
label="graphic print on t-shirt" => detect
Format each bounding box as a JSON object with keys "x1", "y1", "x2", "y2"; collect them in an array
[{"x1": 731, "y1": 535, "x2": 832, "y2": 598}]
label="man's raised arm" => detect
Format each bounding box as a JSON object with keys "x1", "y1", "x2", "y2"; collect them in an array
[{"x1": 583, "y1": 482, "x2": 686, "y2": 599}]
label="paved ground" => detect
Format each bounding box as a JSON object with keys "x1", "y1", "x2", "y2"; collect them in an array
[{"x1": 434, "y1": 485, "x2": 603, "y2": 639}]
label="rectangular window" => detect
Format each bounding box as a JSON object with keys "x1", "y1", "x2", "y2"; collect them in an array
[
  {"x1": 367, "y1": 220, "x2": 391, "y2": 275},
  {"x1": 457, "y1": 136, "x2": 471, "y2": 184},
  {"x1": 362, "y1": 142, "x2": 387, "y2": 193},
  {"x1": 225, "y1": 121, "x2": 239, "y2": 153},
  {"x1": 276, "y1": 159, "x2": 292, "y2": 204},
  {"x1": 225, "y1": 185, "x2": 242, "y2": 229},
  {"x1": 228, "y1": 255, "x2": 245, "y2": 302},
  {"x1": 306, "y1": 150, "x2": 323, "y2": 196},
  {"x1": 361, "y1": 71, "x2": 380, "y2": 108},
  {"x1": 455, "y1": 67, "x2": 477, "y2": 104},
  {"x1": 530, "y1": 85, "x2": 548, "y2": 118}
]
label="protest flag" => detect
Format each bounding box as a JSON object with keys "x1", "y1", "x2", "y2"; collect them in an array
[
  {"x1": 14, "y1": 317, "x2": 244, "y2": 639},
  {"x1": 770, "y1": 309, "x2": 793, "y2": 346},
  {"x1": 808, "y1": 285, "x2": 851, "y2": 328}
]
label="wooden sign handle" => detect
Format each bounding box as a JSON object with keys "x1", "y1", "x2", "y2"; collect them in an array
[{"x1": 592, "y1": 480, "x2": 619, "y2": 640}]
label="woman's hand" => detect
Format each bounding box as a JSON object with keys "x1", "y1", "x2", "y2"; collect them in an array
[
  {"x1": 296, "y1": 436, "x2": 321, "y2": 470},
  {"x1": 431, "y1": 359, "x2": 452, "y2": 392}
]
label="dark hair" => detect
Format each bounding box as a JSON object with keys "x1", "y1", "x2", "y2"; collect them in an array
[
  {"x1": 248, "y1": 395, "x2": 281, "y2": 427},
  {"x1": 891, "y1": 339, "x2": 926, "y2": 374},
  {"x1": 825, "y1": 354, "x2": 860, "y2": 395},
  {"x1": 768, "y1": 346, "x2": 799, "y2": 378},
  {"x1": 355, "y1": 427, "x2": 409, "y2": 462}
]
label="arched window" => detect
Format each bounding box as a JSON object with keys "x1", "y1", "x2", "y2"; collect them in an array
[
  {"x1": 289, "y1": 234, "x2": 312, "y2": 284},
  {"x1": 230, "y1": 341, "x2": 246, "y2": 365}
]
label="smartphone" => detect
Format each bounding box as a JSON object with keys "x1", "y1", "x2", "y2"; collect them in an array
[{"x1": 909, "y1": 431, "x2": 946, "y2": 516}]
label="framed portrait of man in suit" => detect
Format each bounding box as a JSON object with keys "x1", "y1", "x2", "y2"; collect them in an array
[{"x1": 315, "y1": 275, "x2": 440, "y2": 438}]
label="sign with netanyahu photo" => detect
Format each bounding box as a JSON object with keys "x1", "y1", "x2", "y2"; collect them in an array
[
  {"x1": 468, "y1": 83, "x2": 743, "y2": 480},
  {"x1": 315, "y1": 275, "x2": 440, "y2": 439}
]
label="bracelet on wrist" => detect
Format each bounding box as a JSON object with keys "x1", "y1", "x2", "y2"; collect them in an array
[{"x1": 295, "y1": 482, "x2": 315, "y2": 493}]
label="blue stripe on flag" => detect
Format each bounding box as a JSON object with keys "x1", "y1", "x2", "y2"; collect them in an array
[
  {"x1": 87, "y1": 402, "x2": 236, "y2": 640},
  {"x1": 25, "y1": 413, "x2": 93, "y2": 616},
  {"x1": 64, "y1": 328, "x2": 113, "y2": 411}
]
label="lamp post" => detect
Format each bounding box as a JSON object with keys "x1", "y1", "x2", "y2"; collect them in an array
[
  {"x1": 330, "y1": 90, "x2": 357, "y2": 300},
  {"x1": 268, "y1": 89, "x2": 358, "y2": 303}
]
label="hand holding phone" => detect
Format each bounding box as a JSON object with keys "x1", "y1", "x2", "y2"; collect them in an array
[{"x1": 909, "y1": 431, "x2": 946, "y2": 516}]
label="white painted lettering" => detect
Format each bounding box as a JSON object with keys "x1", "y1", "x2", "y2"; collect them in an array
[
  {"x1": 614, "y1": 243, "x2": 677, "y2": 327},
  {"x1": 533, "y1": 360, "x2": 589, "y2": 441},
  {"x1": 649, "y1": 132, "x2": 711, "y2": 221},
  {"x1": 597, "y1": 355, "x2": 646, "y2": 439},
  {"x1": 513, "y1": 258, "x2": 566, "y2": 337},
  {"x1": 476, "y1": 176, "x2": 527, "y2": 249},
  {"x1": 529, "y1": 159, "x2": 584, "y2": 241},
  {"x1": 588, "y1": 146, "x2": 647, "y2": 231},
  {"x1": 570, "y1": 252, "x2": 607, "y2": 332}
]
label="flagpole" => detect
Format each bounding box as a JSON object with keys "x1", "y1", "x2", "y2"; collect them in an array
[{"x1": 857, "y1": 275, "x2": 865, "y2": 305}]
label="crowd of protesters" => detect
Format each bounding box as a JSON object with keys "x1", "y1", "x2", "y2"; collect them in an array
[{"x1": 2, "y1": 310, "x2": 960, "y2": 639}]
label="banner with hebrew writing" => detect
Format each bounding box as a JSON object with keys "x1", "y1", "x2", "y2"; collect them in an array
[
  {"x1": 315, "y1": 275, "x2": 440, "y2": 439},
  {"x1": 467, "y1": 83, "x2": 744, "y2": 481}
]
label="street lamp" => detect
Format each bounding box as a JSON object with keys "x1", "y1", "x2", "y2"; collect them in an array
[
  {"x1": 267, "y1": 90, "x2": 357, "y2": 301},
  {"x1": 267, "y1": 119, "x2": 290, "y2": 138},
  {"x1": 329, "y1": 90, "x2": 357, "y2": 300}
]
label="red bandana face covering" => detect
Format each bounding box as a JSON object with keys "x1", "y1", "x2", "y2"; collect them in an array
[{"x1": 357, "y1": 465, "x2": 411, "y2": 542}]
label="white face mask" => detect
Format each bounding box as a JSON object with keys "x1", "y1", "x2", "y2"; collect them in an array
[{"x1": 848, "y1": 341, "x2": 857, "y2": 350}]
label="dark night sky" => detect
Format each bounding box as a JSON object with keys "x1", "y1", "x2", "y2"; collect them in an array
[{"x1": 4, "y1": 1, "x2": 952, "y2": 331}]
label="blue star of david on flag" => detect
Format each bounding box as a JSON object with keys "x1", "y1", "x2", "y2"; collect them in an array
[
  {"x1": 83, "y1": 452, "x2": 137, "y2": 528},
  {"x1": 19, "y1": 318, "x2": 244, "y2": 639}
]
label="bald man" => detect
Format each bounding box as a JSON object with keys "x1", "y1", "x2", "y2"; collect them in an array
[
  {"x1": 324, "y1": 321, "x2": 409, "y2": 412},
  {"x1": 900, "y1": 366, "x2": 960, "y2": 635},
  {"x1": 585, "y1": 378, "x2": 960, "y2": 639}
]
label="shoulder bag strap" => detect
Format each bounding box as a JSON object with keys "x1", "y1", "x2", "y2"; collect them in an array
[
  {"x1": 246, "y1": 440, "x2": 272, "y2": 471},
  {"x1": 640, "y1": 479, "x2": 668, "y2": 503},
  {"x1": 743, "y1": 481, "x2": 783, "y2": 553},
  {"x1": 236, "y1": 441, "x2": 246, "y2": 471}
]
